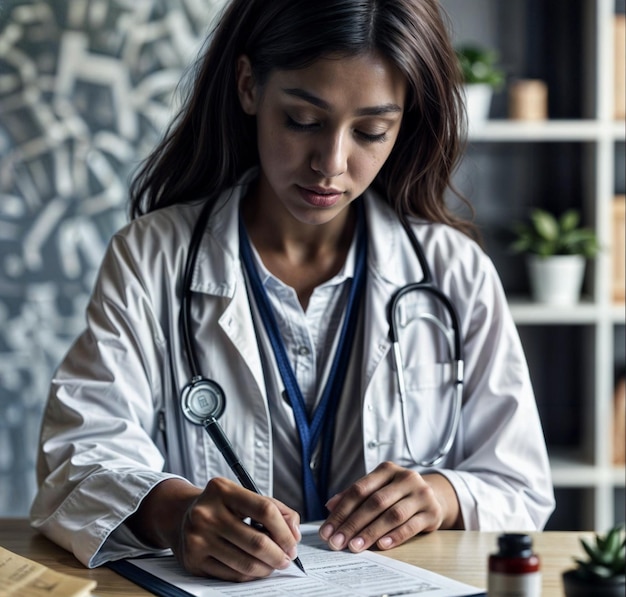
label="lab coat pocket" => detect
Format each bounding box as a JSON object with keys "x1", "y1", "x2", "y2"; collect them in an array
[{"x1": 400, "y1": 362, "x2": 457, "y2": 465}]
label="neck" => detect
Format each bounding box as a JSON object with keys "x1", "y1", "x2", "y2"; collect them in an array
[
  {"x1": 240, "y1": 182, "x2": 357, "y2": 265},
  {"x1": 240, "y1": 187, "x2": 358, "y2": 309}
]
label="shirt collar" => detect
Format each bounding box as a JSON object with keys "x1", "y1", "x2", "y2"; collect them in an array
[{"x1": 242, "y1": 218, "x2": 358, "y2": 294}]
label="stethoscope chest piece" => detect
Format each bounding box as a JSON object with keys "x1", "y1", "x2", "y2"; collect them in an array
[{"x1": 181, "y1": 376, "x2": 226, "y2": 425}]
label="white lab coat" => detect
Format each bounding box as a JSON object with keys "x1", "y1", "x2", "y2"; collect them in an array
[{"x1": 30, "y1": 174, "x2": 555, "y2": 567}]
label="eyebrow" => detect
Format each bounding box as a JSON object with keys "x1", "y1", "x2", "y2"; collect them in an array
[{"x1": 282, "y1": 88, "x2": 402, "y2": 116}]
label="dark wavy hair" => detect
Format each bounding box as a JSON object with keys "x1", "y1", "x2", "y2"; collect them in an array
[{"x1": 129, "y1": 0, "x2": 474, "y2": 237}]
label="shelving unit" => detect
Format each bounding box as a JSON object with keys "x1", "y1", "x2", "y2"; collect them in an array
[{"x1": 443, "y1": 0, "x2": 626, "y2": 531}]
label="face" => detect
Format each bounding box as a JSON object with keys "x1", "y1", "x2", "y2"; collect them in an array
[{"x1": 237, "y1": 52, "x2": 407, "y2": 231}]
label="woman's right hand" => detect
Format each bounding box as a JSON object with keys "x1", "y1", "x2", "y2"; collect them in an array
[{"x1": 127, "y1": 477, "x2": 302, "y2": 581}]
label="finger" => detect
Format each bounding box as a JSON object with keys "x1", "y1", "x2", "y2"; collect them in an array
[
  {"x1": 348, "y1": 489, "x2": 441, "y2": 553},
  {"x1": 324, "y1": 491, "x2": 344, "y2": 513},
  {"x1": 189, "y1": 518, "x2": 292, "y2": 575},
  {"x1": 201, "y1": 557, "x2": 258, "y2": 583},
  {"x1": 182, "y1": 479, "x2": 295, "y2": 574},
  {"x1": 320, "y1": 462, "x2": 403, "y2": 547},
  {"x1": 346, "y1": 473, "x2": 442, "y2": 553},
  {"x1": 269, "y1": 497, "x2": 302, "y2": 543},
  {"x1": 216, "y1": 526, "x2": 293, "y2": 577},
  {"x1": 222, "y1": 507, "x2": 298, "y2": 568},
  {"x1": 374, "y1": 509, "x2": 439, "y2": 551},
  {"x1": 191, "y1": 538, "x2": 278, "y2": 582}
]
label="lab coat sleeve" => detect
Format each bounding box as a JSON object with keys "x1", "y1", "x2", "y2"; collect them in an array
[
  {"x1": 30, "y1": 231, "x2": 187, "y2": 567},
  {"x1": 425, "y1": 248, "x2": 555, "y2": 531}
]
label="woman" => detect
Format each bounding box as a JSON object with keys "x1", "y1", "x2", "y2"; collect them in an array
[{"x1": 31, "y1": 0, "x2": 555, "y2": 583}]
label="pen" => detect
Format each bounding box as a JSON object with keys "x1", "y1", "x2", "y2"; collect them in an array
[{"x1": 203, "y1": 416, "x2": 307, "y2": 575}]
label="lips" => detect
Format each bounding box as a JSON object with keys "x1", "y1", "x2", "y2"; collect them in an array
[{"x1": 297, "y1": 185, "x2": 344, "y2": 208}]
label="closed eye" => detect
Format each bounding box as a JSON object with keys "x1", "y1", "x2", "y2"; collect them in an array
[
  {"x1": 285, "y1": 116, "x2": 387, "y2": 144},
  {"x1": 285, "y1": 115, "x2": 319, "y2": 131},
  {"x1": 356, "y1": 130, "x2": 387, "y2": 143}
]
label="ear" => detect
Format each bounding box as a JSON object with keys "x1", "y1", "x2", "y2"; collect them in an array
[{"x1": 236, "y1": 55, "x2": 258, "y2": 115}]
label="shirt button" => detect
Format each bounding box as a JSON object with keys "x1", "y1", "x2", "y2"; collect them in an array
[
  {"x1": 297, "y1": 346, "x2": 310, "y2": 356},
  {"x1": 310, "y1": 458, "x2": 318, "y2": 470},
  {"x1": 255, "y1": 440, "x2": 264, "y2": 448}
]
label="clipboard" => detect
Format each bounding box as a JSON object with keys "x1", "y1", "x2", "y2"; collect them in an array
[{"x1": 109, "y1": 558, "x2": 194, "y2": 597}]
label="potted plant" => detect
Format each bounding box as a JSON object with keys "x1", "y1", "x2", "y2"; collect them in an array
[
  {"x1": 510, "y1": 208, "x2": 599, "y2": 305},
  {"x1": 562, "y1": 525, "x2": 625, "y2": 597},
  {"x1": 456, "y1": 44, "x2": 504, "y2": 129}
]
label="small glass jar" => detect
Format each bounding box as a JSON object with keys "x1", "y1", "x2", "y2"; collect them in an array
[{"x1": 488, "y1": 533, "x2": 541, "y2": 597}]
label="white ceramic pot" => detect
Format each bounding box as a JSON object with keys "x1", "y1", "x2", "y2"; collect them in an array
[
  {"x1": 463, "y1": 84, "x2": 493, "y2": 131},
  {"x1": 526, "y1": 254, "x2": 586, "y2": 305}
]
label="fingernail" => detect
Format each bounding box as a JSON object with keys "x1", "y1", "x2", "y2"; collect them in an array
[
  {"x1": 350, "y1": 536, "x2": 365, "y2": 551},
  {"x1": 325, "y1": 494, "x2": 338, "y2": 507},
  {"x1": 279, "y1": 557, "x2": 291, "y2": 570},
  {"x1": 330, "y1": 532, "x2": 345, "y2": 549},
  {"x1": 320, "y1": 523, "x2": 334, "y2": 540},
  {"x1": 379, "y1": 536, "x2": 393, "y2": 548},
  {"x1": 288, "y1": 546, "x2": 298, "y2": 560}
]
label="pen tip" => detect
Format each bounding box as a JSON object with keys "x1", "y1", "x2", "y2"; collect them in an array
[{"x1": 294, "y1": 556, "x2": 307, "y2": 575}]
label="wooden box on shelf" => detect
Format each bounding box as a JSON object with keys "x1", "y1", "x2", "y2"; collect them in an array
[{"x1": 613, "y1": 196, "x2": 625, "y2": 304}]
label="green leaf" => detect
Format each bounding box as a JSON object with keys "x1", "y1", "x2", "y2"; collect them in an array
[
  {"x1": 612, "y1": 553, "x2": 626, "y2": 574},
  {"x1": 510, "y1": 238, "x2": 531, "y2": 253},
  {"x1": 589, "y1": 564, "x2": 613, "y2": 578},
  {"x1": 605, "y1": 527, "x2": 620, "y2": 555},
  {"x1": 559, "y1": 210, "x2": 580, "y2": 232},
  {"x1": 531, "y1": 209, "x2": 559, "y2": 241},
  {"x1": 560, "y1": 229, "x2": 596, "y2": 255},
  {"x1": 511, "y1": 208, "x2": 599, "y2": 257},
  {"x1": 535, "y1": 239, "x2": 557, "y2": 257},
  {"x1": 456, "y1": 45, "x2": 504, "y2": 87},
  {"x1": 581, "y1": 537, "x2": 602, "y2": 562},
  {"x1": 574, "y1": 526, "x2": 626, "y2": 579}
]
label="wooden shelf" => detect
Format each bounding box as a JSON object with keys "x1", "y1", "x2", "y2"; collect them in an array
[
  {"x1": 550, "y1": 453, "x2": 626, "y2": 487},
  {"x1": 445, "y1": 0, "x2": 625, "y2": 531}
]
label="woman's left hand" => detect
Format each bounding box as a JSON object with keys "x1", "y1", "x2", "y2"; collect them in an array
[{"x1": 319, "y1": 461, "x2": 462, "y2": 552}]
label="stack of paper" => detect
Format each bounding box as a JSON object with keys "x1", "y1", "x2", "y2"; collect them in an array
[
  {"x1": 110, "y1": 525, "x2": 485, "y2": 596},
  {"x1": 0, "y1": 545, "x2": 97, "y2": 597}
]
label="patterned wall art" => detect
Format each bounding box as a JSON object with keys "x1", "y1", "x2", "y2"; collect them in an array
[{"x1": 0, "y1": 0, "x2": 225, "y2": 515}]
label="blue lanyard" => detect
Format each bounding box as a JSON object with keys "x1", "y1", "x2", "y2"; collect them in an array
[{"x1": 238, "y1": 204, "x2": 367, "y2": 521}]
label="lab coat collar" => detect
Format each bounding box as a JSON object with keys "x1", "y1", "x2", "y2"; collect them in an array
[
  {"x1": 361, "y1": 188, "x2": 426, "y2": 287},
  {"x1": 189, "y1": 170, "x2": 257, "y2": 296}
]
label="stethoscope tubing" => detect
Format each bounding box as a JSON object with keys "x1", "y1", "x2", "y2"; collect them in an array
[{"x1": 181, "y1": 199, "x2": 215, "y2": 376}]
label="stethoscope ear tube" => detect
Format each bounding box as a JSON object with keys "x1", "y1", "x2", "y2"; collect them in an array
[
  {"x1": 390, "y1": 217, "x2": 465, "y2": 466},
  {"x1": 389, "y1": 282, "x2": 463, "y2": 361},
  {"x1": 426, "y1": 374, "x2": 463, "y2": 466}
]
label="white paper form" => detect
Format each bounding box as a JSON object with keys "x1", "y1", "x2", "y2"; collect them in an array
[{"x1": 122, "y1": 526, "x2": 484, "y2": 597}]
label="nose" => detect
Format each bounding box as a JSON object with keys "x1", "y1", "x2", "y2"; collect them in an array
[{"x1": 310, "y1": 130, "x2": 347, "y2": 178}]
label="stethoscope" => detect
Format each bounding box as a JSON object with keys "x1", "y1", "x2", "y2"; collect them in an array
[{"x1": 178, "y1": 200, "x2": 465, "y2": 478}]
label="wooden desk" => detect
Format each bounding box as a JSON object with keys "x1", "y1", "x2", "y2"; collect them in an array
[{"x1": 0, "y1": 518, "x2": 589, "y2": 596}]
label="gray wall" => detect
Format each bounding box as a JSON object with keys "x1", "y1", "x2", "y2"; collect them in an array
[{"x1": 0, "y1": 0, "x2": 225, "y2": 516}]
